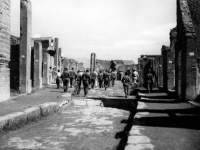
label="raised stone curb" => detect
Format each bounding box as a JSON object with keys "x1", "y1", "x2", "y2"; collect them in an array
[{"x1": 0, "y1": 93, "x2": 72, "y2": 133}]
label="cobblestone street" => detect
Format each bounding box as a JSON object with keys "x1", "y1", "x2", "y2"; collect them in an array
[{"x1": 0, "y1": 82, "x2": 132, "y2": 150}]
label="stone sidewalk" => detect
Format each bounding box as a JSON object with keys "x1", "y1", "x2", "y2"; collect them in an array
[
  {"x1": 125, "y1": 87, "x2": 200, "y2": 150},
  {"x1": 0, "y1": 85, "x2": 72, "y2": 133}
]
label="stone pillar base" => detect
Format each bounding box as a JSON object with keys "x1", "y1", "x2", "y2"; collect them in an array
[
  {"x1": 0, "y1": 67, "x2": 10, "y2": 102},
  {"x1": 27, "y1": 79, "x2": 32, "y2": 94},
  {"x1": 39, "y1": 78, "x2": 43, "y2": 89}
]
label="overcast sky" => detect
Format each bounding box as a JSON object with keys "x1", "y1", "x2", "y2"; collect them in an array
[{"x1": 11, "y1": 0, "x2": 176, "y2": 65}]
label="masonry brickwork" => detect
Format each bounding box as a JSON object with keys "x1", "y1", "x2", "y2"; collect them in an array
[
  {"x1": 176, "y1": 0, "x2": 200, "y2": 100},
  {"x1": 0, "y1": 0, "x2": 10, "y2": 102}
]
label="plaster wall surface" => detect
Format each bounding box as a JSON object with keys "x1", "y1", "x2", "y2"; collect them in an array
[{"x1": 0, "y1": 0, "x2": 10, "y2": 102}]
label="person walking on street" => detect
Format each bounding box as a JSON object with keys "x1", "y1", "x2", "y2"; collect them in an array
[
  {"x1": 111, "y1": 71, "x2": 116, "y2": 87},
  {"x1": 69, "y1": 67, "x2": 76, "y2": 88},
  {"x1": 82, "y1": 69, "x2": 91, "y2": 97},
  {"x1": 146, "y1": 69, "x2": 154, "y2": 94},
  {"x1": 122, "y1": 72, "x2": 132, "y2": 98},
  {"x1": 56, "y1": 69, "x2": 62, "y2": 89},
  {"x1": 132, "y1": 69, "x2": 139, "y2": 88},
  {"x1": 150, "y1": 67, "x2": 157, "y2": 87},
  {"x1": 107, "y1": 70, "x2": 112, "y2": 87},
  {"x1": 103, "y1": 70, "x2": 109, "y2": 90},
  {"x1": 91, "y1": 70, "x2": 97, "y2": 89},
  {"x1": 98, "y1": 70, "x2": 104, "y2": 88},
  {"x1": 75, "y1": 70, "x2": 82, "y2": 95},
  {"x1": 62, "y1": 67, "x2": 70, "y2": 92}
]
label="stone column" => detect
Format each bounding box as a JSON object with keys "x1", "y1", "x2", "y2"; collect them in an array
[
  {"x1": 19, "y1": 0, "x2": 32, "y2": 93},
  {"x1": 0, "y1": 0, "x2": 10, "y2": 102},
  {"x1": 58, "y1": 48, "x2": 62, "y2": 71},
  {"x1": 162, "y1": 46, "x2": 168, "y2": 92},
  {"x1": 43, "y1": 51, "x2": 50, "y2": 85},
  {"x1": 90, "y1": 53, "x2": 96, "y2": 71},
  {"x1": 34, "y1": 41, "x2": 43, "y2": 89},
  {"x1": 54, "y1": 38, "x2": 59, "y2": 71}
]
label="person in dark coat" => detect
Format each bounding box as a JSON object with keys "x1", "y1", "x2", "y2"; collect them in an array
[
  {"x1": 103, "y1": 70, "x2": 109, "y2": 90},
  {"x1": 98, "y1": 70, "x2": 104, "y2": 88},
  {"x1": 82, "y1": 69, "x2": 91, "y2": 97},
  {"x1": 75, "y1": 70, "x2": 82, "y2": 95},
  {"x1": 111, "y1": 71, "x2": 116, "y2": 87},
  {"x1": 146, "y1": 69, "x2": 154, "y2": 93},
  {"x1": 69, "y1": 67, "x2": 76, "y2": 88},
  {"x1": 107, "y1": 70, "x2": 112, "y2": 87},
  {"x1": 122, "y1": 72, "x2": 132, "y2": 98},
  {"x1": 62, "y1": 67, "x2": 70, "y2": 92}
]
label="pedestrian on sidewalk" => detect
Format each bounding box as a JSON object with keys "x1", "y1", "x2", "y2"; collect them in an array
[
  {"x1": 103, "y1": 70, "x2": 109, "y2": 90},
  {"x1": 75, "y1": 70, "x2": 82, "y2": 95},
  {"x1": 56, "y1": 69, "x2": 62, "y2": 89},
  {"x1": 146, "y1": 69, "x2": 154, "y2": 93},
  {"x1": 122, "y1": 72, "x2": 132, "y2": 98},
  {"x1": 62, "y1": 67, "x2": 70, "y2": 92},
  {"x1": 82, "y1": 69, "x2": 91, "y2": 97},
  {"x1": 98, "y1": 70, "x2": 104, "y2": 88},
  {"x1": 69, "y1": 67, "x2": 76, "y2": 88}
]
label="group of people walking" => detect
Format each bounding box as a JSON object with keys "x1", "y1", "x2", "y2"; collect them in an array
[
  {"x1": 53, "y1": 66, "x2": 155, "y2": 98},
  {"x1": 56, "y1": 67, "x2": 117, "y2": 97}
]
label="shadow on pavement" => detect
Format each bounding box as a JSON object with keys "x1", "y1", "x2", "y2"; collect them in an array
[
  {"x1": 137, "y1": 108, "x2": 200, "y2": 115},
  {"x1": 115, "y1": 111, "x2": 136, "y2": 150},
  {"x1": 134, "y1": 114, "x2": 200, "y2": 130}
]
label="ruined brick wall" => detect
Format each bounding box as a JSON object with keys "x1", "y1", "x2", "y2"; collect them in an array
[
  {"x1": 96, "y1": 59, "x2": 111, "y2": 70},
  {"x1": 176, "y1": 0, "x2": 200, "y2": 100},
  {"x1": 0, "y1": 0, "x2": 10, "y2": 102},
  {"x1": 188, "y1": 0, "x2": 200, "y2": 99}
]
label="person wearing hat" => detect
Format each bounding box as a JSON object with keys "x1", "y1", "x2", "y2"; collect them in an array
[
  {"x1": 82, "y1": 69, "x2": 91, "y2": 97},
  {"x1": 62, "y1": 67, "x2": 70, "y2": 92}
]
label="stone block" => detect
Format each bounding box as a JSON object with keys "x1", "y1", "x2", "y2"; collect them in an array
[
  {"x1": 125, "y1": 144, "x2": 154, "y2": 150},
  {"x1": 39, "y1": 102, "x2": 59, "y2": 117},
  {"x1": 73, "y1": 100, "x2": 87, "y2": 106},
  {"x1": 24, "y1": 106, "x2": 41, "y2": 121},
  {"x1": 127, "y1": 135, "x2": 151, "y2": 144},
  {"x1": 86, "y1": 100, "x2": 102, "y2": 106}
]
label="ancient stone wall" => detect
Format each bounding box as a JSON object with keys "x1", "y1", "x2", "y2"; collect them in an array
[
  {"x1": 176, "y1": 0, "x2": 200, "y2": 100},
  {"x1": 0, "y1": 0, "x2": 10, "y2": 102}
]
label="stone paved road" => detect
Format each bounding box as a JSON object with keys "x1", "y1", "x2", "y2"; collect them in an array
[
  {"x1": 0, "y1": 81, "x2": 132, "y2": 150},
  {"x1": 0, "y1": 106, "x2": 130, "y2": 150}
]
